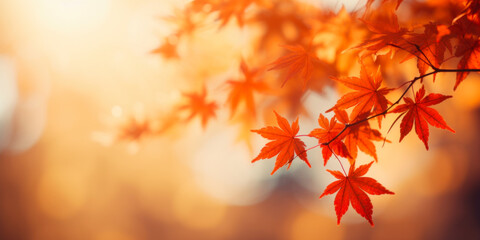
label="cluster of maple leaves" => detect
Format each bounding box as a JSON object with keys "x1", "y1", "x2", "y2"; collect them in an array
[{"x1": 110, "y1": 0, "x2": 480, "y2": 226}]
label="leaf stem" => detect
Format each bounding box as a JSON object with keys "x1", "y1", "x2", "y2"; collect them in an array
[
  {"x1": 289, "y1": 144, "x2": 320, "y2": 162},
  {"x1": 285, "y1": 41, "x2": 480, "y2": 186},
  {"x1": 321, "y1": 66, "x2": 480, "y2": 149},
  {"x1": 295, "y1": 134, "x2": 312, "y2": 138},
  {"x1": 305, "y1": 144, "x2": 321, "y2": 153},
  {"x1": 324, "y1": 69, "x2": 443, "y2": 146},
  {"x1": 328, "y1": 145, "x2": 347, "y2": 175},
  {"x1": 287, "y1": 66, "x2": 480, "y2": 169}
]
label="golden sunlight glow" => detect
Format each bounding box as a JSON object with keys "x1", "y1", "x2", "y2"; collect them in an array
[
  {"x1": 172, "y1": 183, "x2": 227, "y2": 230},
  {"x1": 37, "y1": 166, "x2": 88, "y2": 219},
  {"x1": 0, "y1": 56, "x2": 17, "y2": 152},
  {"x1": 1, "y1": 0, "x2": 479, "y2": 239},
  {"x1": 36, "y1": 0, "x2": 112, "y2": 33},
  {"x1": 192, "y1": 125, "x2": 276, "y2": 205},
  {"x1": 289, "y1": 210, "x2": 344, "y2": 240}
]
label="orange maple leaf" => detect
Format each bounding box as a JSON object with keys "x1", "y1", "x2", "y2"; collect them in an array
[
  {"x1": 211, "y1": 0, "x2": 261, "y2": 27},
  {"x1": 253, "y1": 1, "x2": 310, "y2": 49},
  {"x1": 251, "y1": 111, "x2": 311, "y2": 175},
  {"x1": 352, "y1": 10, "x2": 409, "y2": 57},
  {"x1": 226, "y1": 59, "x2": 267, "y2": 117},
  {"x1": 163, "y1": 8, "x2": 199, "y2": 38},
  {"x1": 391, "y1": 86, "x2": 455, "y2": 150},
  {"x1": 189, "y1": 0, "x2": 218, "y2": 12},
  {"x1": 308, "y1": 114, "x2": 349, "y2": 165},
  {"x1": 320, "y1": 161, "x2": 394, "y2": 226},
  {"x1": 117, "y1": 116, "x2": 151, "y2": 142},
  {"x1": 179, "y1": 87, "x2": 218, "y2": 128},
  {"x1": 151, "y1": 37, "x2": 179, "y2": 59},
  {"x1": 365, "y1": 0, "x2": 404, "y2": 12},
  {"x1": 334, "y1": 110, "x2": 385, "y2": 162},
  {"x1": 269, "y1": 44, "x2": 319, "y2": 88},
  {"x1": 327, "y1": 61, "x2": 393, "y2": 126}
]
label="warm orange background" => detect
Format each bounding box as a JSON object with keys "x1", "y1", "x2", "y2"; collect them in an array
[{"x1": 1, "y1": 0, "x2": 480, "y2": 239}]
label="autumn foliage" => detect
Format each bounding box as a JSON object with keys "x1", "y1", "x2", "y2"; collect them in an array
[
  {"x1": 251, "y1": 111, "x2": 310, "y2": 175},
  {"x1": 106, "y1": 0, "x2": 480, "y2": 226},
  {"x1": 319, "y1": 161, "x2": 394, "y2": 226}
]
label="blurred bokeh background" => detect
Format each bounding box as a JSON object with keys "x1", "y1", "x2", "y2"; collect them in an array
[{"x1": 1, "y1": 0, "x2": 480, "y2": 239}]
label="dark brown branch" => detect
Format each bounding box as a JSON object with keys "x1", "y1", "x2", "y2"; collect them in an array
[{"x1": 387, "y1": 43, "x2": 434, "y2": 68}]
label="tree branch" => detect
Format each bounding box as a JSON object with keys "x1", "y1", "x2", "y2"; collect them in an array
[{"x1": 293, "y1": 67, "x2": 480, "y2": 163}]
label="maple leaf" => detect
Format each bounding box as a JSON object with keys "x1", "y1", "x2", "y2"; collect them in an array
[
  {"x1": 455, "y1": 37, "x2": 480, "y2": 90},
  {"x1": 320, "y1": 161, "x2": 394, "y2": 226},
  {"x1": 117, "y1": 116, "x2": 150, "y2": 142},
  {"x1": 163, "y1": 8, "x2": 199, "y2": 38},
  {"x1": 454, "y1": 0, "x2": 480, "y2": 22},
  {"x1": 334, "y1": 110, "x2": 385, "y2": 162},
  {"x1": 402, "y1": 23, "x2": 452, "y2": 77},
  {"x1": 352, "y1": 9, "x2": 409, "y2": 57},
  {"x1": 251, "y1": 111, "x2": 311, "y2": 175},
  {"x1": 448, "y1": 15, "x2": 480, "y2": 89},
  {"x1": 308, "y1": 114, "x2": 349, "y2": 165},
  {"x1": 151, "y1": 37, "x2": 179, "y2": 59},
  {"x1": 269, "y1": 44, "x2": 319, "y2": 88},
  {"x1": 189, "y1": 0, "x2": 218, "y2": 13},
  {"x1": 226, "y1": 59, "x2": 267, "y2": 116},
  {"x1": 211, "y1": 0, "x2": 261, "y2": 27},
  {"x1": 391, "y1": 86, "x2": 455, "y2": 150},
  {"x1": 253, "y1": 1, "x2": 310, "y2": 49},
  {"x1": 327, "y1": 61, "x2": 393, "y2": 126},
  {"x1": 179, "y1": 87, "x2": 218, "y2": 128}
]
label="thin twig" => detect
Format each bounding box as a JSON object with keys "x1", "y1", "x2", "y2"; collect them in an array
[
  {"x1": 323, "y1": 70, "x2": 433, "y2": 145},
  {"x1": 388, "y1": 43, "x2": 434, "y2": 68},
  {"x1": 288, "y1": 143, "x2": 320, "y2": 162},
  {"x1": 295, "y1": 134, "x2": 311, "y2": 138},
  {"x1": 289, "y1": 42, "x2": 480, "y2": 177},
  {"x1": 328, "y1": 145, "x2": 347, "y2": 175},
  {"x1": 293, "y1": 67, "x2": 480, "y2": 160}
]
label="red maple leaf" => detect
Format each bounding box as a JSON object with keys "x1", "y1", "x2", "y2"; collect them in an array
[
  {"x1": 403, "y1": 23, "x2": 452, "y2": 78},
  {"x1": 391, "y1": 86, "x2": 455, "y2": 150},
  {"x1": 327, "y1": 61, "x2": 393, "y2": 126},
  {"x1": 320, "y1": 161, "x2": 394, "y2": 226},
  {"x1": 334, "y1": 110, "x2": 385, "y2": 162},
  {"x1": 179, "y1": 87, "x2": 218, "y2": 128},
  {"x1": 455, "y1": 37, "x2": 480, "y2": 90},
  {"x1": 251, "y1": 111, "x2": 311, "y2": 175},
  {"x1": 226, "y1": 59, "x2": 267, "y2": 116},
  {"x1": 308, "y1": 114, "x2": 349, "y2": 165},
  {"x1": 269, "y1": 45, "x2": 319, "y2": 88},
  {"x1": 455, "y1": 0, "x2": 480, "y2": 21},
  {"x1": 450, "y1": 15, "x2": 480, "y2": 89}
]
